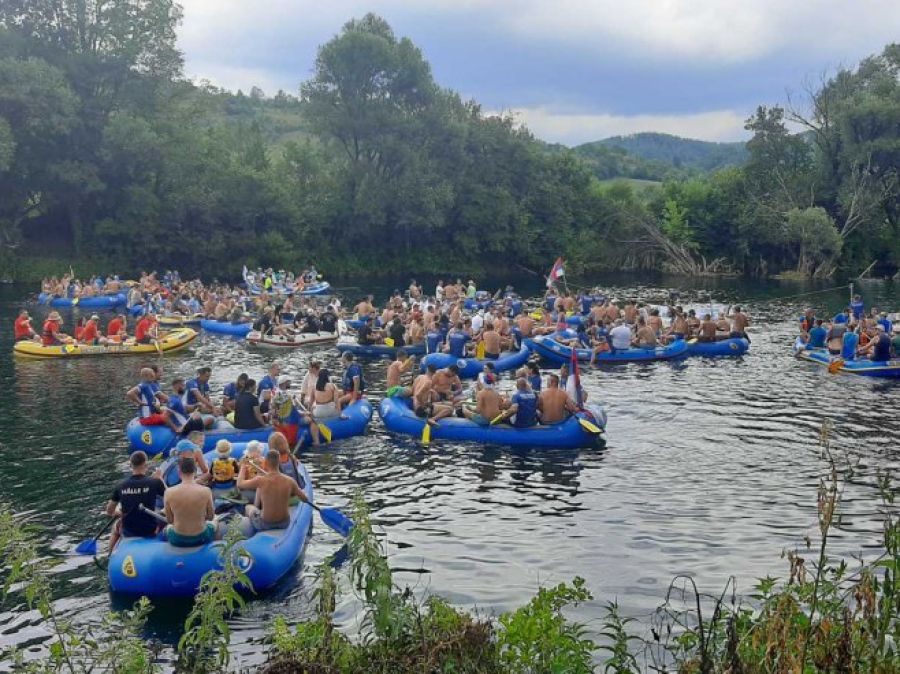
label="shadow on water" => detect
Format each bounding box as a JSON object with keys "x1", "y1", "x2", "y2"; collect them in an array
[{"x1": 3, "y1": 275, "x2": 900, "y2": 658}]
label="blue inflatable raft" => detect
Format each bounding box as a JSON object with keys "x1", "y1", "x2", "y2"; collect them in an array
[
  {"x1": 684, "y1": 337, "x2": 749, "y2": 357},
  {"x1": 525, "y1": 335, "x2": 688, "y2": 364},
  {"x1": 126, "y1": 399, "x2": 374, "y2": 455},
  {"x1": 344, "y1": 318, "x2": 382, "y2": 331},
  {"x1": 37, "y1": 293, "x2": 126, "y2": 308},
  {"x1": 200, "y1": 319, "x2": 254, "y2": 337},
  {"x1": 248, "y1": 281, "x2": 331, "y2": 296},
  {"x1": 793, "y1": 338, "x2": 900, "y2": 378},
  {"x1": 419, "y1": 345, "x2": 531, "y2": 379},
  {"x1": 336, "y1": 341, "x2": 427, "y2": 359},
  {"x1": 378, "y1": 397, "x2": 604, "y2": 449},
  {"x1": 109, "y1": 457, "x2": 313, "y2": 597}
]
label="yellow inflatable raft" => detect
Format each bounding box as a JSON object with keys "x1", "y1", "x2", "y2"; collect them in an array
[{"x1": 13, "y1": 328, "x2": 198, "y2": 359}]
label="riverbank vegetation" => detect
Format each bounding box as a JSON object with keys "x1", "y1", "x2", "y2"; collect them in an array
[
  {"x1": 4, "y1": 423, "x2": 900, "y2": 672},
  {"x1": 1, "y1": 4, "x2": 898, "y2": 282}
]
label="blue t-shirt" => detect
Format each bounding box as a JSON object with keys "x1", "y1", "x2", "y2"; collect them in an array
[
  {"x1": 841, "y1": 332, "x2": 859, "y2": 360},
  {"x1": 184, "y1": 377, "x2": 210, "y2": 406},
  {"x1": 257, "y1": 375, "x2": 277, "y2": 397},
  {"x1": 580, "y1": 297, "x2": 592, "y2": 314},
  {"x1": 426, "y1": 330, "x2": 443, "y2": 353},
  {"x1": 511, "y1": 390, "x2": 538, "y2": 427},
  {"x1": 447, "y1": 331, "x2": 470, "y2": 357},
  {"x1": 166, "y1": 395, "x2": 188, "y2": 425},
  {"x1": 577, "y1": 331, "x2": 591, "y2": 348},
  {"x1": 808, "y1": 326, "x2": 828, "y2": 348},
  {"x1": 342, "y1": 363, "x2": 365, "y2": 393},
  {"x1": 528, "y1": 374, "x2": 542, "y2": 393},
  {"x1": 878, "y1": 317, "x2": 893, "y2": 334},
  {"x1": 137, "y1": 382, "x2": 158, "y2": 419},
  {"x1": 850, "y1": 300, "x2": 865, "y2": 320},
  {"x1": 223, "y1": 382, "x2": 238, "y2": 401},
  {"x1": 833, "y1": 313, "x2": 848, "y2": 324}
]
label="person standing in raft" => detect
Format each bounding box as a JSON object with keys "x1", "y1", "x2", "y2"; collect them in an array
[
  {"x1": 14, "y1": 309, "x2": 35, "y2": 341},
  {"x1": 164, "y1": 455, "x2": 217, "y2": 546},
  {"x1": 237, "y1": 444, "x2": 311, "y2": 532},
  {"x1": 106, "y1": 451, "x2": 166, "y2": 551}
]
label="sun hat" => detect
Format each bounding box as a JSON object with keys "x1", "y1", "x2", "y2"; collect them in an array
[{"x1": 215, "y1": 439, "x2": 232, "y2": 456}]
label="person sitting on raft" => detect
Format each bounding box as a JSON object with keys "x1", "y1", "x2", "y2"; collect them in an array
[
  {"x1": 413, "y1": 364, "x2": 455, "y2": 427},
  {"x1": 444, "y1": 322, "x2": 470, "y2": 357},
  {"x1": 163, "y1": 455, "x2": 217, "y2": 546},
  {"x1": 81, "y1": 314, "x2": 102, "y2": 345},
  {"x1": 804, "y1": 319, "x2": 828, "y2": 350},
  {"x1": 386, "y1": 350, "x2": 415, "y2": 398},
  {"x1": 237, "y1": 445, "x2": 311, "y2": 532},
  {"x1": 432, "y1": 364, "x2": 464, "y2": 403},
  {"x1": 339, "y1": 352, "x2": 365, "y2": 406},
  {"x1": 107, "y1": 313, "x2": 127, "y2": 341},
  {"x1": 271, "y1": 374, "x2": 321, "y2": 449},
  {"x1": 861, "y1": 324, "x2": 892, "y2": 362},
  {"x1": 633, "y1": 317, "x2": 658, "y2": 350},
  {"x1": 42, "y1": 311, "x2": 70, "y2": 346},
  {"x1": 201, "y1": 440, "x2": 240, "y2": 491},
  {"x1": 134, "y1": 312, "x2": 158, "y2": 345},
  {"x1": 128, "y1": 367, "x2": 183, "y2": 433},
  {"x1": 233, "y1": 378, "x2": 268, "y2": 430},
  {"x1": 461, "y1": 373, "x2": 503, "y2": 426},
  {"x1": 222, "y1": 373, "x2": 249, "y2": 414},
  {"x1": 538, "y1": 373, "x2": 577, "y2": 424},
  {"x1": 357, "y1": 315, "x2": 383, "y2": 346},
  {"x1": 186, "y1": 366, "x2": 218, "y2": 415},
  {"x1": 496, "y1": 378, "x2": 539, "y2": 428},
  {"x1": 14, "y1": 309, "x2": 35, "y2": 342},
  {"x1": 107, "y1": 451, "x2": 167, "y2": 551}
]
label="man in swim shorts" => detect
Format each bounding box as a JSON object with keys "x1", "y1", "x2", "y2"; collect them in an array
[
  {"x1": 163, "y1": 456, "x2": 216, "y2": 547},
  {"x1": 237, "y1": 447, "x2": 311, "y2": 532}
]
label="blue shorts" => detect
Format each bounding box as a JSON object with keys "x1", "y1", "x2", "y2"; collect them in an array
[
  {"x1": 166, "y1": 522, "x2": 216, "y2": 547},
  {"x1": 470, "y1": 413, "x2": 490, "y2": 427}
]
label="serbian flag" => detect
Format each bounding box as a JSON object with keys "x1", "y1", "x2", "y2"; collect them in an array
[
  {"x1": 570, "y1": 343, "x2": 583, "y2": 409},
  {"x1": 546, "y1": 257, "x2": 565, "y2": 287}
]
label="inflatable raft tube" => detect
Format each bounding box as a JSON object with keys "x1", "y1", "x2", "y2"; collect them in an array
[
  {"x1": 200, "y1": 319, "x2": 253, "y2": 337},
  {"x1": 247, "y1": 330, "x2": 339, "y2": 349},
  {"x1": 126, "y1": 399, "x2": 374, "y2": 456},
  {"x1": 14, "y1": 328, "x2": 198, "y2": 359},
  {"x1": 378, "y1": 397, "x2": 603, "y2": 449},
  {"x1": 336, "y1": 341, "x2": 427, "y2": 359},
  {"x1": 109, "y1": 461, "x2": 312, "y2": 597},
  {"x1": 793, "y1": 337, "x2": 900, "y2": 378},
  {"x1": 419, "y1": 345, "x2": 531, "y2": 379},
  {"x1": 525, "y1": 335, "x2": 688, "y2": 364},
  {"x1": 37, "y1": 293, "x2": 126, "y2": 308},
  {"x1": 684, "y1": 337, "x2": 749, "y2": 357}
]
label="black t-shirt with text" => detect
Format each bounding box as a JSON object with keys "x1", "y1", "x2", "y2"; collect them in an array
[{"x1": 111, "y1": 474, "x2": 166, "y2": 537}]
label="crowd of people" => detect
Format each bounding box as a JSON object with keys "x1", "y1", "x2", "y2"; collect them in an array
[{"x1": 798, "y1": 294, "x2": 900, "y2": 361}]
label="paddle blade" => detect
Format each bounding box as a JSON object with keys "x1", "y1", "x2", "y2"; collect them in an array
[
  {"x1": 318, "y1": 423, "x2": 332, "y2": 443},
  {"x1": 421, "y1": 423, "x2": 431, "y2": 444},
  {"x1": 72, "y1": 297, "x2": 80, "y2": 306},
  {"x1": 490, "y1": 413, "x2": 505, "y2": 426},
  {"x1": 578, "y1": 417, "x2": 602, "y2": 434},
  {"x1": 75, "y1": 539, "x2": 98, "y2": 556},
  {"x1": 828, "y1": 358, "x2": 845, "y2": 374},
  {"x1": 319, "y1": 507, "x2": 354, "y2": 537}
]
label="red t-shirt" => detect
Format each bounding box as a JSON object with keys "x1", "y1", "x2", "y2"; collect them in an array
[
  {"x1": 107, "y1": 317, "x2": 124, "y2": 337},
  {"x1": 135, "y1": 317, "x2": 153, "y2": 341},
  {"x1": 83, "y1": 321, "x2": 99, "y2": 342},
  {"x1": 14, "y1": 316, "x2": 33, "y2": 340},
  {"x1": 42, "y1": 319, "x2": 60, "y2": 346}
]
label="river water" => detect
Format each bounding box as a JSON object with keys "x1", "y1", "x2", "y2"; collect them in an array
[{"x1": 2, "y1": 273, "x2": 900, "y2": 668}]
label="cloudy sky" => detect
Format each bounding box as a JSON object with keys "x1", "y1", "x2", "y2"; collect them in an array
[{"x1": 178, "y1": 1, "x2": 900, "y2": 146}]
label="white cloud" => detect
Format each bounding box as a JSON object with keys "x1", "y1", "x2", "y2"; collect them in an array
[{"x1": 510, "y1": 108, "x2": 749, "y2": 145}]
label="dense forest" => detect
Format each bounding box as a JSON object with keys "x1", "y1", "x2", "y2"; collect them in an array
[{"x1": 0, "y1": 2, "x2": 898, "y2": 281}]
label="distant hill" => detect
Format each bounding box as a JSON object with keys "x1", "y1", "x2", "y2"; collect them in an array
[{"x1": 592, "y1": 132, "x2": 748, "y2": 172}]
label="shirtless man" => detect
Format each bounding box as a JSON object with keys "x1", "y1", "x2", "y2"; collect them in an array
[
  {"x1": 163, "y1": 456, "x2": 216, "y2": 546},
  {"x1": 623, "y1": 301, "x2": 639, "y2": 326},
  {"x1": 648, "y1": 309, "x2": 664, "y2": 336},
  {"x1": 354, "y1": 295, "x2": 375, "y2": 320},
  {"x1": 412, "y1": 364, "x2": 454, "y2": 426},
  {"x1": 237, "y1": 447, "x2": 310, "y2": 531},
  {"x1": 634, "y1": 317, "x2": 658, "y2": 349},
  {"x1": 516, "y1": 311, "x2": 535, "y2": 338},
  {"x1": 386, "y1": 350, "x2": 415, "y2": 398},
  {"x1": 729, "y1": 306, "x2": 751, "y2": 341},
  {"x1": 480, "y1": 323, "x2": 502, "y2": 359},
  {"x1": 538, "y1": 374, "x2": 577, "y2": 424},
  {"x1": 698, "y1": 314, "x2": 718, "y2": 342},
  {"x1": 432, "y1": 364, "x2": 463, "y2": 403},
  {"x1": 462, "y1": 375, "x2": 504, "y2": 426}
]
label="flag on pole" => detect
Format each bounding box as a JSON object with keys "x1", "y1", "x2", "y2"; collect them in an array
[
  {"x1": 570, "y1": 342, "x2": 583, "y2": 409},
  {"x1": 546, "y1": 257, "x2": 565, "y2": 288}
]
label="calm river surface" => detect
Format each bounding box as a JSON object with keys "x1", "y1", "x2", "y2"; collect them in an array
[{"x1": 2, "y1": 273, "x2": 900, "y2": 668}]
